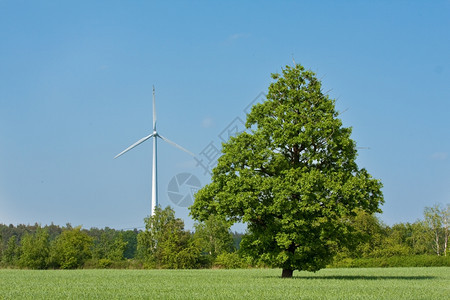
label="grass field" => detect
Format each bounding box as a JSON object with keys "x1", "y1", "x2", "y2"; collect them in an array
[{"x1": 0, "y1": 267, "x2": 449, "y2": 299}]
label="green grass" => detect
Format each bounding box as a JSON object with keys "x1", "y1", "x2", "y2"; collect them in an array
[{"x1": 0, "y1": 268, "x2": 449, "y2": 299}]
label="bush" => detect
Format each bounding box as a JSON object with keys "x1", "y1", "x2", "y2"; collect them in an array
[
  {"x1": 83, "y1": 258, "x2": 134, "y2": 269},
  {"x1": 214, "y1": 252, "x2": 247, "y2": 269},
  {"x1": 329, "y1": 255, "x2": 450, "y2": 268}
]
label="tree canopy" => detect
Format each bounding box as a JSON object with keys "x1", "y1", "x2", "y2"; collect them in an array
[
  {"x1": 50, "y1": 226, "x2": 93, "y2": 269},
  {"x1": 137, "y1": 206, "x2": 203, "y2": 269},
  {"x1": 194, "y1": 215, "x2": 234, "y2": 261},
  {"x1": 190, "y1": 64, "x2": 384, "y2": 277}
]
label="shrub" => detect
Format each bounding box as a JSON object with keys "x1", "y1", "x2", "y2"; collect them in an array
[
  {"x1": 329, "y1": 255, "x2": 450, "y2": 268},
  {"x1": 214, "y1": 252, "x2": 247, "y2": 269}
]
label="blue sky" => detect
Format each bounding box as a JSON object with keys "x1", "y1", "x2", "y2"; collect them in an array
[{"x1": 1, "y1": 1, "x2": 449, "y2": 230}]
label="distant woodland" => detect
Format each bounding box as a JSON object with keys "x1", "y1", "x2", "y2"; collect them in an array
[{"x1": 0, "y1": 204, "x2": 448, "y2": 270}]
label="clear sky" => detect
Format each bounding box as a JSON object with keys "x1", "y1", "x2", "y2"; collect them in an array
[{"x1": 0, "y1": 0, "x2": 449, "y2": 230}]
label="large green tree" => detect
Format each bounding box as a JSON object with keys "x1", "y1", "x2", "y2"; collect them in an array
[{"x1": 190, "y1": 64, "x2": 383, "y2": 277}]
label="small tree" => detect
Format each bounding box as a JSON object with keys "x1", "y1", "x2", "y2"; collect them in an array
[
  {"x1": 92, "y1": 229, "x2": 128, "y2": 262},
  {"x1": 191, "y1": 64, "x2": 383, "y2": 277},
  {"x1": 137, "y1": 206, "x2": 202, "y2": 269},
  {"x1": 122, "y1": 229, "x2": 139, "y2": 259},
  {"x1": 50, "y1": 226, "x2": 93, "y2": 269},
  {"x1": 2, "y1": 235, "x2": 19, "y2": 266},
  {"x1": 443, "y1": 204, "x2": 449, "y2": 256},
  {"x1": 344, "y1": 209, "x2": 386, "y2": 258},
  {"x1": 407, "y1": 221, "x2": 432, "y2": 255},
  {"x1": 194, "y1": 215, "x2": 234, "y2": 262},
  {"x1": 424, "y1": 204, "x2": 444, "y2": 256},
  {"x1": 375, "y1": 223, "x2": 411, "y2": 258},
  {"x1": 18, "y1": 227, "x2": 50, "y2": 269},
  {"x1": 0, "y1": 230, "x2": 2, "y2": 261}
]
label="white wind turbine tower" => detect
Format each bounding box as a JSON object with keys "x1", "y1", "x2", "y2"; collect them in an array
[{"x1": 115, "y1": 86, "x2": 195, "y2": 216}]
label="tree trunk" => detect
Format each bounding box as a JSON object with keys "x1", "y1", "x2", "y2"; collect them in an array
[
  {"x1": 435, "y1": 231, "x2": 440, "y2": 256},
  {"x1": 444, "y1": 226, "x2": 448, "y2": 256},
  {"x1": 444, "y1": 213, "x2": 448, "y2": 256},
  {"x1": 282, "y1": 269, "x2": 293, "y2": 278}
]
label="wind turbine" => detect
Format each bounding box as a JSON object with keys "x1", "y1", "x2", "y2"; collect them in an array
[{"x1": 115, "y1": 86, "x2": 195, "y2": 216}]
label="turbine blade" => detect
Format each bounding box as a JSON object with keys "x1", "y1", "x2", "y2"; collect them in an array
[
  {"x1": 158, "y1": 134, "x2": 196, "y2": 157},
  {"x1": 114, "y1": 133, "x2": 154, "y2": 159},
  {"x1": 153, "y1": 85, "x2": 157, "y2": 131}
]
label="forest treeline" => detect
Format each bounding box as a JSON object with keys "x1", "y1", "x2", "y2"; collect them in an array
[{"x1": 0, "y1": 203, "x2": 448, "y2": 270}]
